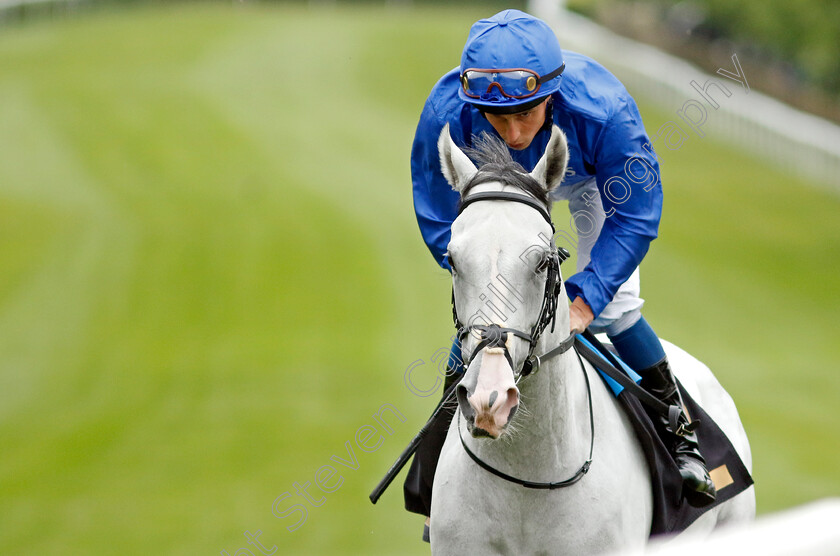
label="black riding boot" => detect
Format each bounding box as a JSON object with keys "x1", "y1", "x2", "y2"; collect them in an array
[{"x1": 639, "y1": 358, "x2": 717, "y2": 507}]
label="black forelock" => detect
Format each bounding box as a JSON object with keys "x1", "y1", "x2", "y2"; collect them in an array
[{"x1": 460, "y1": 132, "x2": 549, "y2": 207}]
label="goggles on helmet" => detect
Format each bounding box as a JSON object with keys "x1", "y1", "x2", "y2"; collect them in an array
[{"x1": 460, "y1": 64, "x2": 565, "y2": 100}]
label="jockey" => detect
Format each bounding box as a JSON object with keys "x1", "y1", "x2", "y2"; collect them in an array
[{"x1": 408, "y1": 8, "x2": 716, "y2": 518}]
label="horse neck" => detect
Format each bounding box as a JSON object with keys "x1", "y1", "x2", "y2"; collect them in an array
[{"x1": 520, "y1": 324, "x2": 590, "y2": 446}]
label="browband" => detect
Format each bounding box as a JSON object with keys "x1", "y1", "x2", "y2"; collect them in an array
[{"x1": 458, "y1": 191, "x2": 554, "y2": 231}]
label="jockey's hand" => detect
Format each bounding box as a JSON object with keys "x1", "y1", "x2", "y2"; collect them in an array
[{"x1": 569, "y1": 297, "x2": 594, "y2": 335}]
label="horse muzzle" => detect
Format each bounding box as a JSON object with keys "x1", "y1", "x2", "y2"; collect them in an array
[{"x1": 456, "y1": 349, "x2": 520, "y2": 439}]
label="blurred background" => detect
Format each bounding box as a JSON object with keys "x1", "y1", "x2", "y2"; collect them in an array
[{"x1": 0, "y1": 1, "x2": 838, "y2": 554}]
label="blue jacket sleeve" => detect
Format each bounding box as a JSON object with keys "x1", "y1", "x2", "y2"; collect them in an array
[
  {"x1": 411, "y1": 98, "x2": 461, "y2": 271},
  {"x1": 565, "y1": 97, "x2": 662, "y2": 317}
]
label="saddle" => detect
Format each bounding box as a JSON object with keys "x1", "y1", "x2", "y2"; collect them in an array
[
  {"x1": 578, "y1": 334, "x2": 754, "y2": 534},
  {"x1": 403, "y1": 335, "x2": 754, "y2": 537}
]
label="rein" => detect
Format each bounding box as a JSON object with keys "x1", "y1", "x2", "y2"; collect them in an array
[
  {"x1": 457, "y1": 339, "x2": 594, "y2": 489},
  {"x1": 457, "y1": 331, "x2": 691, "y2": 490}
]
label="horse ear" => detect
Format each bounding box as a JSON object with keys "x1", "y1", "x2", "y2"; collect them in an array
[
  {"x1": 530, "y1": 125, "x2": 568, "y2": 192},
  {"x1": 438, "y1": 124, "x2": 477, "y2": 192}
]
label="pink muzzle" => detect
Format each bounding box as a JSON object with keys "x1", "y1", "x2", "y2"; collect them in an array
[{"x1": 457, "y1": 348, "x2": 520, "y2": 438}]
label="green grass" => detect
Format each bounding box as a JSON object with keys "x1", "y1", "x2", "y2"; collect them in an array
[{"x1": 0, "y1": 3, "x2": 838, "y2": 554}]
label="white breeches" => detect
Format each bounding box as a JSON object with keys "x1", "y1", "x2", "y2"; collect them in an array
[{"x1": 551, "y1": 178, "x2": 644, "y2": 336}]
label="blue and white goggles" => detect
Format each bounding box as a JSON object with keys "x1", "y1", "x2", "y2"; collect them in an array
[{"x1": 460, "y1": 64, "x2": 565, "y2": 100}]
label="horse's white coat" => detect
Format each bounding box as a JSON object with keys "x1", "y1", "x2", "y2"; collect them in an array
[{"x1": 430, "y1": 126, "x2": 755, "y2": 555}]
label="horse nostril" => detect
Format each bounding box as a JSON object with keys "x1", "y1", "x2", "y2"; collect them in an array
[
  {"x1": 505, "y1": 387, "x2": 520, "y2": 421},
  {"x1": 456, "y1": 384, "x2": 475, "y2": 420},
  {"x1": 456, "y1": 383, "x2": 467, "y2": 402},
  {"x1": 506, "y1": 387, "x2": 519, "y2": 404}
]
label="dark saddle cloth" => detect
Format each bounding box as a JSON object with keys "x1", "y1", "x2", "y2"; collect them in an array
[{"x1": 403, "y1": 356, "x2": 753, "y2": 536}]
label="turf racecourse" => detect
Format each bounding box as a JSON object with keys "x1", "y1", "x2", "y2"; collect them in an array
[{"x1": 0, "y1": 3, "x2": 838, "y2": 554}]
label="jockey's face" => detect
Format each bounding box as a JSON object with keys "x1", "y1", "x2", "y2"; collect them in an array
[{"x1": 483, "y1": 98, "x2": 550, "y2": 151}]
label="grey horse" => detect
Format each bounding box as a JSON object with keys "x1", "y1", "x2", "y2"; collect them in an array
[{"x1": 430, "y1": 124, "x2": 755, "y2": 555}]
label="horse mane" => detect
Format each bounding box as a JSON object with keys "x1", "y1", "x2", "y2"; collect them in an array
[{"x1": 461, "y1": 132, "x2": 549, "y2": 206}]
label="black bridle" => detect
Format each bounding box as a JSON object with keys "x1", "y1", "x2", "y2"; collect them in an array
[
  {"x1": 452, "y1": 191, "x2": 571, "y2": 381},
  {"x1": 451, "y1": 189, "x2": 595, "y2": 490}
]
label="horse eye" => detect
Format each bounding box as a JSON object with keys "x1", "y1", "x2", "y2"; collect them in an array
[{"x1": 446, "y1": 253, "x2": 458, "y2": 274}]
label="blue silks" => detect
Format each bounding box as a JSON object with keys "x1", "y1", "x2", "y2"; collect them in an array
[
  {"x1": 447, "y1": 337, "x2": 465, "y2": 375},
  {"x1": 412, "y1": 50, "x2": 662, "y2": 319}
]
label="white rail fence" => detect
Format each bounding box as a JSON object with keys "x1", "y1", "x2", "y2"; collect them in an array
[
  {"x1": 607, "y1": 498, "x2": 840, "y2": 556},
  {"x1": 530, "y1": 0, "x2": 840, "y2": 192},
  {"x1": 0, "y1": 0, "x2": 85, "y2": 18}
]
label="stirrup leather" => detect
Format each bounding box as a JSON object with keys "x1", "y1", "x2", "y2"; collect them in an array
[{"x1": 667, "y1": 404, "x2": 700, "y2": 437}]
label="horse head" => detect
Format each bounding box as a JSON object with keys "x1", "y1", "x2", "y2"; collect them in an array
[{"x1": 439, "y1": 123, "x2": 569, "y2": 439}]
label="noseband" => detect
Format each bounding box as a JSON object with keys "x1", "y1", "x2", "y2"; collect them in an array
[{"x1": 451, "y1": 191, "x2": 572, "y2": 382}]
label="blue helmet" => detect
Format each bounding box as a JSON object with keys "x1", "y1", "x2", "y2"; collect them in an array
[{"x1": 459, "y1": 10, "x2": 565, "y2": 114}]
